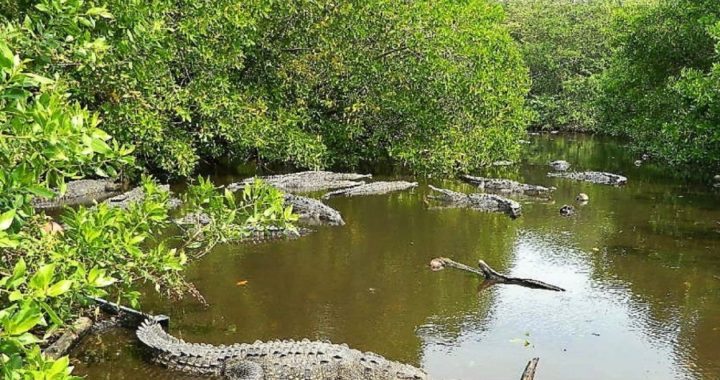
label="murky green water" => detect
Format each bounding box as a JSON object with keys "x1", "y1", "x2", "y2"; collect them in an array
[{"x1": 72, "y1": 134, "x2": 720, "y2": 380}]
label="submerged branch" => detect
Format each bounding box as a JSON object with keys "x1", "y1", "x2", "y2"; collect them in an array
[
  {"x1": 430, "y1": 257, "x2": 566, "y2": 292},
  {"x1": 520, "y1": 357, "x2": 540, "y2": 380}
]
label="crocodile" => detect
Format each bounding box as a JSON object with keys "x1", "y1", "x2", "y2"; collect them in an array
[
  {"x1": 175, "y1": 193, "x2": 343, "y2": 227},
  {"x1": 174, "y1": 212, "x2": 313, "y2": 243},
  {"x1": 549, "y1": 160, "x2": 571, "y2": 171},
  {"x1": 31, "y1": 179, "x2": 123, "y2": 209},
  {"x1": 284, "y1": 193, "x2": 344, "y2": 226},
  {"x1": 460, "y1": 175, "x2": 553, "y2": 197},
  {"x1": 137, "y1": 317, "x2": 427, "y2": 379},
  {"x1": 322, "y1": 181, "x2": 418, "y2": 199},
  {"x1": 547, "y1": 171, "x2": 627, "y2": 186},
  {"x1": 227, "y1": 171, "x2": 371, "y2": 193},
  {"x1": 102, "y1": 184, "x2": 182, "y2": 210},
  {"x1": 428, "y1": 185, "x2": 521, "y2": 218}
]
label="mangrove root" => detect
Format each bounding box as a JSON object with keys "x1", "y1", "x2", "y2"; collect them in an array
[{"x1": 430, "y1": 257, "x2": 565, "y2": 292}]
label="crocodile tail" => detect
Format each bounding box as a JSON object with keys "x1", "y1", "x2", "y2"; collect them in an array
[{"x1": 136, "y1": 317, "x2": 182, "y2": 352}]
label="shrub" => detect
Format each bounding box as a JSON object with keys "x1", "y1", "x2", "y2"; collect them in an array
[
  {"x1": 503, "y1": 0, "x2": 620, "y2": 131},
  {"x1": 597, "y1": 0, "x2": 720, "y2": 170},
  {"x1": 2, "y1": 0, "x2": 530, "y2": 176}
]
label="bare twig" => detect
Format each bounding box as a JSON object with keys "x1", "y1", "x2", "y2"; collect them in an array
[{"x1": 521, "y1": 357, "x2": 540, "y2": 380}]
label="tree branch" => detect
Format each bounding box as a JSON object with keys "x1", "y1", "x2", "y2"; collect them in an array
[{"x1": 430, "y1": 257, "x2": 566, "y2": 292}]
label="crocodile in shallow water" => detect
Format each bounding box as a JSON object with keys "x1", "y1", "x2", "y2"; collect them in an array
[
  {"x1": 428, "y1": 185, "x2": 522, "y2": 218},
  {"x1": 460, "y1": 175, "x2": 553, "y2": 197},
  {"x1": 322, "y1": 181, "x2": 418, "y2": 199},
  {"x1": 284, "y1": 193, "x2": 344, "y2": 226},
  {"x1": 174, "y1": 192, "x2": 343, "y2": 227},
  {"x1": 227, "y1": 171, "x2": 371, "y2": 193},
  {"x1": 547, "y1": 171, "x2": 627, "y2": 186},
  {"x1": 549, "y1": 160, "x2": 570, "y2": 171},
  {"x1": 31, "y1": 179, "x2": 123, "y2": 209},
  {"x1": 137, "y1": 317, "x2": 427, "y2": 379}
]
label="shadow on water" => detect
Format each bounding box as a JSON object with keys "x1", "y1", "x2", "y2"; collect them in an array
[{"x1": 72, "y1": 134, "x2": 720, "y2": 380}]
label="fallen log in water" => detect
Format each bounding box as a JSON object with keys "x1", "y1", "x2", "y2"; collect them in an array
[
  {"x1": 430, "y1": 257, "x2": 565, "y2": 292},
  {"x1": 43, "y1": 317, "x2": 93, "y2": 359}
]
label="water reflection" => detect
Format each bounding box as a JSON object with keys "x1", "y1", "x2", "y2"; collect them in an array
[{"x1": 73, "y1": 134, "x2": 720, "y2": 380}]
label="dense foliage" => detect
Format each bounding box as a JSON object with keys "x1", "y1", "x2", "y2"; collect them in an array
[
  {"x1": 1, "y1": 0, "x2": 530, "y2": 176},
  {"x1": 505, "y1": 0, "x2": 720, "y2": 171},
  {"x1": 504, "y1": 0, "x2": 618, "y2": 131},
  {"x1": 0, "y1": 42, "x2": 296, "y2": 379},
  {"x1": 597, "y1": 0, "x2": 720, "y2": 169}
]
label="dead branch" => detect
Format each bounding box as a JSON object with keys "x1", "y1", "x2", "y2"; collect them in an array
[
  {"x1": 430, "y1": 257, "x2": 565, "y2": 292},
  {"x1": 521, "y1": 357, "x2": 540, "y2": 380}
]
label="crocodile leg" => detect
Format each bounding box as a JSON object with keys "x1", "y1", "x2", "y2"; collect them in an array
[{"x1": 223, "y1": 359, "x2": 263, "y2": 380}]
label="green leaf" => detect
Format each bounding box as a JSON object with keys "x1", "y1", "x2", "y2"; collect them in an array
[
  {"x1": 27, "y1": 185, "x2": 55, "y2": 198},
  {"x1": 95, "y1": 167, "x2": 108, "y2": 177},
  {"x1": 14, "y1": 332, "x2": 40, "y2": 346},
  {"x1": 13, "y1": 258, "x2": 26, "y2": 278},
  {"x1": 29, "y1": 264, "x2": 55, "y2": 292},
  {"x1": 25, "y1": 73, "x2": 53, "y2": 86},
  {"x1": 48, "y1": 356, "x2": 71, "y2": 376},
  {"x1": 86, "y1": 7, "x2": 114, "y2": 19},
  {"x1": 0, "y1": 209, "x2": 16, "y2": 231},
  {"x1": 0, "y1": 41, "x2": 14, "y2": 69},
  {"x1": 0, "y1": 233, "x2": 20, "y2": 248},
  {"x1": 46, "y1": 280, "x2": 73, "y2": 297},
  {"x1": 39, "y1": 301, "x2": 63, "y2": 326},
  {"x1": 6, "y1": 304, "x2": 44, "y2": 335},
  {"x1": 90, "y1": 137, "x2": 112, "y2": 154},
  {"x1": 91, "y1": 129, "x2": 112, "y2": 141},
  {"x1": 8, "y1": 290, "x2": 23, "y2": 302},
  {"x1": 88, "y1": 268, "x2": 116, "y2": 288}
]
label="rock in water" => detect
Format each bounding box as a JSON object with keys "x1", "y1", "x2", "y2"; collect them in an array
[
  {"x1": 714, "y1": 174, "x2": 720, "y2": 182},
  {"x1": 634, "y1": 160, "x2": 642, "y2": 167},
  {"x1": 576, "y1": 193, "x2": 589, "y2": 202},
  {"x1": 560, "y1": 205, "x2": 575, "y2": 216},
  {"x1": 427, "y1": 185, "x2": 521, "y2": 218},
  {"x1": 322, "y1": 181, "x2": 418, "y2": 198},
  {"x1": 549, "y1": 160, "x2": 571, "y2": 171},
  {"x1": 548, "y1": 171, "x2": 627, "y2": 186}
]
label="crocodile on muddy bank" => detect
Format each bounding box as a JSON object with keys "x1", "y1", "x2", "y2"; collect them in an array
[
  {"x1": 31, "y1": 179, "x2": 124, "y2": 209},
  {"x1": 460, "y1": 175, "x2": 553, "y2": 197},
  {"x1": 137, "y1": 317, "x2": 427, "y2": 379},
  {"x1": 427, "y1": 185, "x2": 522, "y2": 218},
  {"x1": 547, "y1": 171, "x2": 627, "y2": 186}
]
